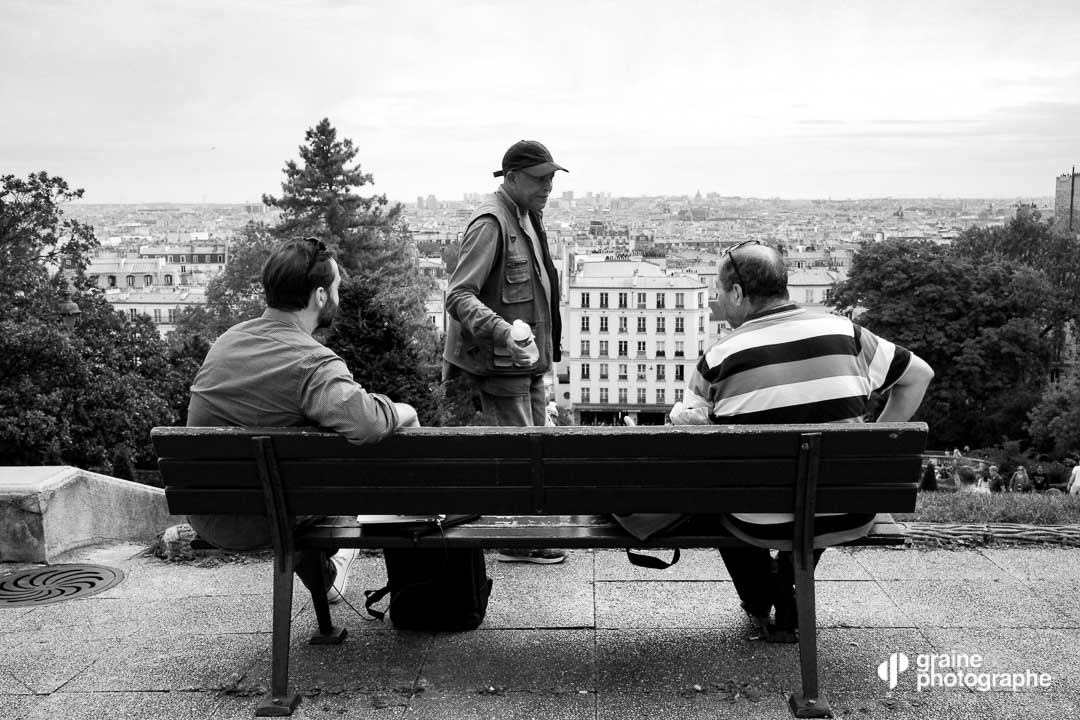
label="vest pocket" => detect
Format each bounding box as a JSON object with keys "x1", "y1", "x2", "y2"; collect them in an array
[{"x1": 503, "y1": 258, "x2": 533, "y2": 304}]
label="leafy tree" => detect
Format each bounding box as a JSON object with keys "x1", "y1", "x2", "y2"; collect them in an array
[
  {"x1": 830, "y1": 238, "x2": 1054, "y2": 448},
  {"x1": 1027, "y1": 368, "x2": 1080, "y2": 457},
  {"x1": 0, "y1": 172, "x2": 183, "y2": 478}
]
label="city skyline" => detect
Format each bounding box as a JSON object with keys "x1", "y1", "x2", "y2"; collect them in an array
[{"x1": 3, "y1": 0, "x2": 1079, "y2": 204}]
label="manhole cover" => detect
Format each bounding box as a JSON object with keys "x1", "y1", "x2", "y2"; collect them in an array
[{"x1": 0, "y1": 564, "x2": 125, "y2": 607}]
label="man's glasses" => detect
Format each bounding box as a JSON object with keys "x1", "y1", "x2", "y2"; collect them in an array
[
  {"x1": 302, "y1": 237, "x2": 327, "y2": 275},
  {"x1": 722, "y1": 240, "x2": 761, "y2": 289}
]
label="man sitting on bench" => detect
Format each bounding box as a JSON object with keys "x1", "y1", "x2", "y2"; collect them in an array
[
  {"x1": 185, "y1": 236, "x2": 420, "y2": 602},
  {"x1": 668, "y1": 241, "x2": 934, "y2": 641}
]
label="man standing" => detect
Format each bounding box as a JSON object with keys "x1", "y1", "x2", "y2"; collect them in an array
[
  {"x1": 188, "y1": 237, "x2": 419, "y2": 601},
  {"x1": 443, "y1": 140, "x2": 566, "y2": 564},
  {"x1": 671, "y1": 241, "x2": 934, "y2": 640}
]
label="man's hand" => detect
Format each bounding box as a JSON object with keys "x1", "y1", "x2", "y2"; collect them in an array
[
  {"x1": 394, "y1": 402, "x2": 421, "y2": 427},
  {"x1": 504, "y1": 332, "x2": 536, "y2": 367}
]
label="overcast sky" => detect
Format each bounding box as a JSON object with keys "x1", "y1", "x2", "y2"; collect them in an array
[{"x1": 2, "y1": 0, "x2": 1078, "y2": 204}]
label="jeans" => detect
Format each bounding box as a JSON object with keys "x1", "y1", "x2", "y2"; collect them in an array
[
  {"x1": 719, "y1": 546, "x2": 825, "y2": 626},
  {"x1": 452, "y1": 368, "x2": 547, "y2": 427}
]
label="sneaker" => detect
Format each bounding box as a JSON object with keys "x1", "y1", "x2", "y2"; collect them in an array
[
  {"x1": 326, "y1": 548, "x2": 359, "y2": 604},
  {"x1": 494, "y1": 548, "x2": 566, "y2": 564}
]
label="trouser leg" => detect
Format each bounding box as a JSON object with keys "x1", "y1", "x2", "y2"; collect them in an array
[
  {"x1": 718, "y1": 546, "x2": 777, "y2": 617},
  {"x1": 775, "y1": 548, "x2": 825, "y2": 628}
]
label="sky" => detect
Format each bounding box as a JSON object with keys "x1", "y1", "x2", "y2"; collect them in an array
[{"x1": 2, "y1": 0, "x2": 1078, "y2": 204}]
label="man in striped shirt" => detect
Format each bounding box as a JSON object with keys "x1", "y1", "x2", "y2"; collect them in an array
[{"x1": 674, "y1": 241, "x2": 933, "y2": 641}]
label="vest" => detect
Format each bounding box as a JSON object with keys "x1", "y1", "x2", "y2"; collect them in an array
[{"x1": 443, "y1": 191, "x2": 562, "y2": 376}]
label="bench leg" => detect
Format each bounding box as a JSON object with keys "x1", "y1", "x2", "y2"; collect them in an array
[
  {"x1": 295, "y1": 549, "x2": 348, "y2": 645},
  {"x1": 256, "y1": 552, "x2": 301, "y2": 717},
  {"x1": 787, "y1": 555, "x2": 833, "y2": 719}
]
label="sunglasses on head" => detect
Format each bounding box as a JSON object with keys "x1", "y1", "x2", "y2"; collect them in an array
[{"x1": 722, "y1": 240, "x2": 762, "y2": 289}]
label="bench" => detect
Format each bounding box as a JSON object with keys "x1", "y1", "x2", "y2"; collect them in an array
[{"x1": 151, "y1": 422, "x2": 927, "y2": 718}]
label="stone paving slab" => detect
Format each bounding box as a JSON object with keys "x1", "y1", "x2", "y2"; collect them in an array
[
  {"x1": 406, "y1": 691, "x2": 593, "y2": 720},
  {"x1": 595, "y1": 581, "x2": 737, "y2": 629},
  {"x1": 422, "y1": 629, "x2": 593, "y2": 694},
  {"x1": 597, "y1": 692, "x2": 795, "y2": 719},
  {"x1": 920, "y1": 627, "x2": 1080, "y2": 692},
  {"x1": 62, "y1": 632, "x2": 267, "y2": 693},
  {"x1": 1016, "y1": 579, "x2": 1080, "y2": 627},
  {"x1": 20, "y1": 691, "x2": 217, "y2": 720},
  {"x1": 814, "y1": 581, "x2": 913, "y2": 628},
  {"x1": 876, "y1": 579, "x2": 1063, "y2": 628},
  {"x1": 978, "y1": 547, "x2": 1080, "y2": 580},
  {"x1": 596, "y1": 628, "x2": 798, "y2": 694},
  {"x1": 594, "y1": 548, "x2": 729, "y2": 581},
  {"x1": 0, "y1": 694, "x2": 44, "y2": 720},
  {"x1": 2, "y1": 634, "x2": 125, "y2": 694},
  {"x1": 851, "y1": 546, "x2": 1011, "y2": 580},
  {"x1": 0, "y1": 671, "x2": 32, "y2": 695}
]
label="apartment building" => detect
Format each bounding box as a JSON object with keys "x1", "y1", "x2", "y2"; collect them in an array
[{"x1": 566, "y1": 260, "x2": 710, "y2": 425}]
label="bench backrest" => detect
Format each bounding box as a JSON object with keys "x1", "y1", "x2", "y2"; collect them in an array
[{"x1": 153, "y1": 423, "x2": 927, "y2": 518}]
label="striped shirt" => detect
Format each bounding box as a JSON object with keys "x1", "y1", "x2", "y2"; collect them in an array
[
  {"x1": 690, "y1": 304, "x2": 911, "y2": 425},
  {"x1": 688, "y1": 303, "x2": 913, "y2": 530}
]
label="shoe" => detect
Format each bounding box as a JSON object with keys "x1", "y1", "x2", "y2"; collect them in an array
[
  {"x1": 494, "y1": 548, "x2": 566, "y2": 564},
  {"x1": 326, "y1": 548, "x2": 359, "y2": 604},
  {"x1": 741, "y1": 601, "x2": 797, "y2": 643}
]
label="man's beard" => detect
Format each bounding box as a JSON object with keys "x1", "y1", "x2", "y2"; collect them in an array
[{"x1": 316, "y1": 296, "x2": 339, "y2": 329}]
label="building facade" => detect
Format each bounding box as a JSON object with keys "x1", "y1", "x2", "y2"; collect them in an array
[
  {"x1": 1055, "y1": 169, "x2": 1079, "y2": 234},
  {"x1": 565, "y1": 260, "x2": 710, "y2": 425}
]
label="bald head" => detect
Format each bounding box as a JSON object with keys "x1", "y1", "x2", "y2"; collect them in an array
[{"x1": 718, "y1": 243, "x2": 788, "y2": 304}]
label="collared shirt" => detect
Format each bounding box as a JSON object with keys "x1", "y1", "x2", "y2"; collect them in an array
[
  {"x1": 187, "y1": 308, "x2": 399, "y2": 444},
  {"x1": 515, "y1": 202, "x2": 552, "y2": 305}
]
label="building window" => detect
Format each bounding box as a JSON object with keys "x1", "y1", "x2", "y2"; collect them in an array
[
  {"x1": 698, "y1": 292, "x2": 705, "y2": 308},
  {"x1": 581, "y1": 363, "x2": 590, "y2": 379},
  {"x1": 600, "y1": 387, "x2": 609, "y2": 403},
  {"x1": 656, "y1": 317, "x2": 665, "y2": 334},
  {"x1": 144, "y1": 274, "x2": 153, "y2": 287},
  {"x1": 618, "y1": 316, "x2": 627, "y2": 333},
  {"x1": 581, "y1": 292, "x2": 590, "y2": 308},
  {"x1": 618, "y1": 363, "x2": 628, "y2": 380},
  {"x1": 636, "y1": 292, "x2": 646, "y2": 309},
  {"x1": 618, "y1": 388, "x2": 628, "y2": 404},
  {"x1": 599, "y1": 316, "x2": 609, "y2": 332},
  {"x1": 675, "y1": 317, "x2": 685, "y2": 333},
  {"x1": 637, "y1": 388, "x2": 647, "y2": 404},
  {"x1": 618, "y1": 340, "x2": 628, "y2": 357},
  {"x1": 618, "y1": 292, "x2": 628, "y2": 309},
  {"x1": 580, "y1": 340, "x2": 590, "y2": 357},
  {"x1": 164, "y1": 274, "x2": 173, "y2": 286},
  {"x1": 128, "y1": 308, "x2": 137, "y2": 320},
  {"x1": 636, "y1": 317, "x2": 647, "y2": 333},
  {"x1": 698, "y1": 316, "x2": 705, "y2": 332},
  {"x1": 656, "y1": 365, "x2": 666, "y2": 380},
  {"x1": 599, "y1": 363, "x2": 609, "y2": 379},
  {"x1": 674, "y1": 388, "x2": 684, "y2": 402},
  {"x1": 636, "y1": 341, "x2": 646, "y2": 357},
  {"x1": 675, "y1": 292, "x2": 685, "y2": 309},
  {"x1": 675, "y1": 365, "x2": 685, "y2": 381},
  {"x1": 581, "y1": 387, "x2": 591, "y2": 403},
  {"x1": 636, "y1": 364, "x2": 647, "y2": 380},
  {"x1": 699, "y1": 340, "x2": 705, "y2": 355},
  {"x1": 656, "y1": 293, "x2": 665, "y2": 309},
  {"x1": 675, "y1": 341, "x2": 685, "y2": 357},
  {"x1": 805, "y1": 289, "x2": 814, "y2": 303},
  {"x1": 179, "y1": 255, "x2": 187, "y2": 263},
  {"x1": 217, "y1": 254, "x2": 224, "y2": 262},
  {"x1": 599, "y1": 292, "x2": 609, "y2": 308},
  {"x1": 656, "y1": 341, "x2": 666, "y2": 357},
  {"x1": 153, "y1": 308, "x2": 162, "y2": 322},
  {"x1": 108, "y1": 275, "x2": 117, "y2": 287},
  {"x1": 166, "y1": 255, "x2": 173, "y2": 263},
  {"x1": 656, "y1": 388, "x2": 666, "y2": 404},
  {"x1": 599, "y1": 340, "x2": 609, "y2": 357},
  {"x1": 581, "y1": 316, "x2": 590, "y2": 331},
  {"x1": 180, "y1": 265, "x2": 187, "y2": 274},
  {"x1": 168, "y1": 308, "x2": 176, "y2": 323}
]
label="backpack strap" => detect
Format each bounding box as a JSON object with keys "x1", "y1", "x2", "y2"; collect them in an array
[{"x1": 625, "y1": 548, "x2": 681, "y2": 569}]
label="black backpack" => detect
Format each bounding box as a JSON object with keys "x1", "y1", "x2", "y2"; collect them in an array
[{"x1": 364, "y1": 548, "x2": 493, "y2": 632}]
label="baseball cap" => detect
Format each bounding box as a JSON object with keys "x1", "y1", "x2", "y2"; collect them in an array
[{"x1": 493, "y1": 140, "x2": 569, "y2": 178}]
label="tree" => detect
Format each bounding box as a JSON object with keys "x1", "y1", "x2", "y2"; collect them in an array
[
  {"x1": 260, "y1": 118, "x2": 443, "y2": 420},
  {"x1": 0, "y1": 172, "x2": 183, "y2": 478},
  {"x1": 830, "y1": 238, "x2": 1055, "y2": 448},
  {"x1": 1027, "y1": 368, "x2": 1080, "y2": 457}
]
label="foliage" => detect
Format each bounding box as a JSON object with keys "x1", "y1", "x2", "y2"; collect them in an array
[
  {"x1": 1027, "y1": 367, "x2": 1080, "y2": 457},
  {"x1": 896, "y1": 492, "x2": 1080, "y2": 525},
  {"x1": 0, "y1": 172, "x2": 185, "y2": 478},
  {"x1": 830, "y1": 237, "x2": 1054, "y2": 448},
  {"x1": 0, "y1": 293, "x2": 182, "y2": 478}
]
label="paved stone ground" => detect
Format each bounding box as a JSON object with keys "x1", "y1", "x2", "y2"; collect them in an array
[{"x1": 2, "y1": 542, "x2": 1079, "y2": 719}]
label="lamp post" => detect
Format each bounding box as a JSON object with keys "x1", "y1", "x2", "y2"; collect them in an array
[{"x1": 56, "y1": 289, "x2": 81, "y2": 329}]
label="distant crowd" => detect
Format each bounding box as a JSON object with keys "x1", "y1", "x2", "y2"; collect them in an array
[{"x1": 920, "y1": 447, "x2": 1080, "y2": 496}]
